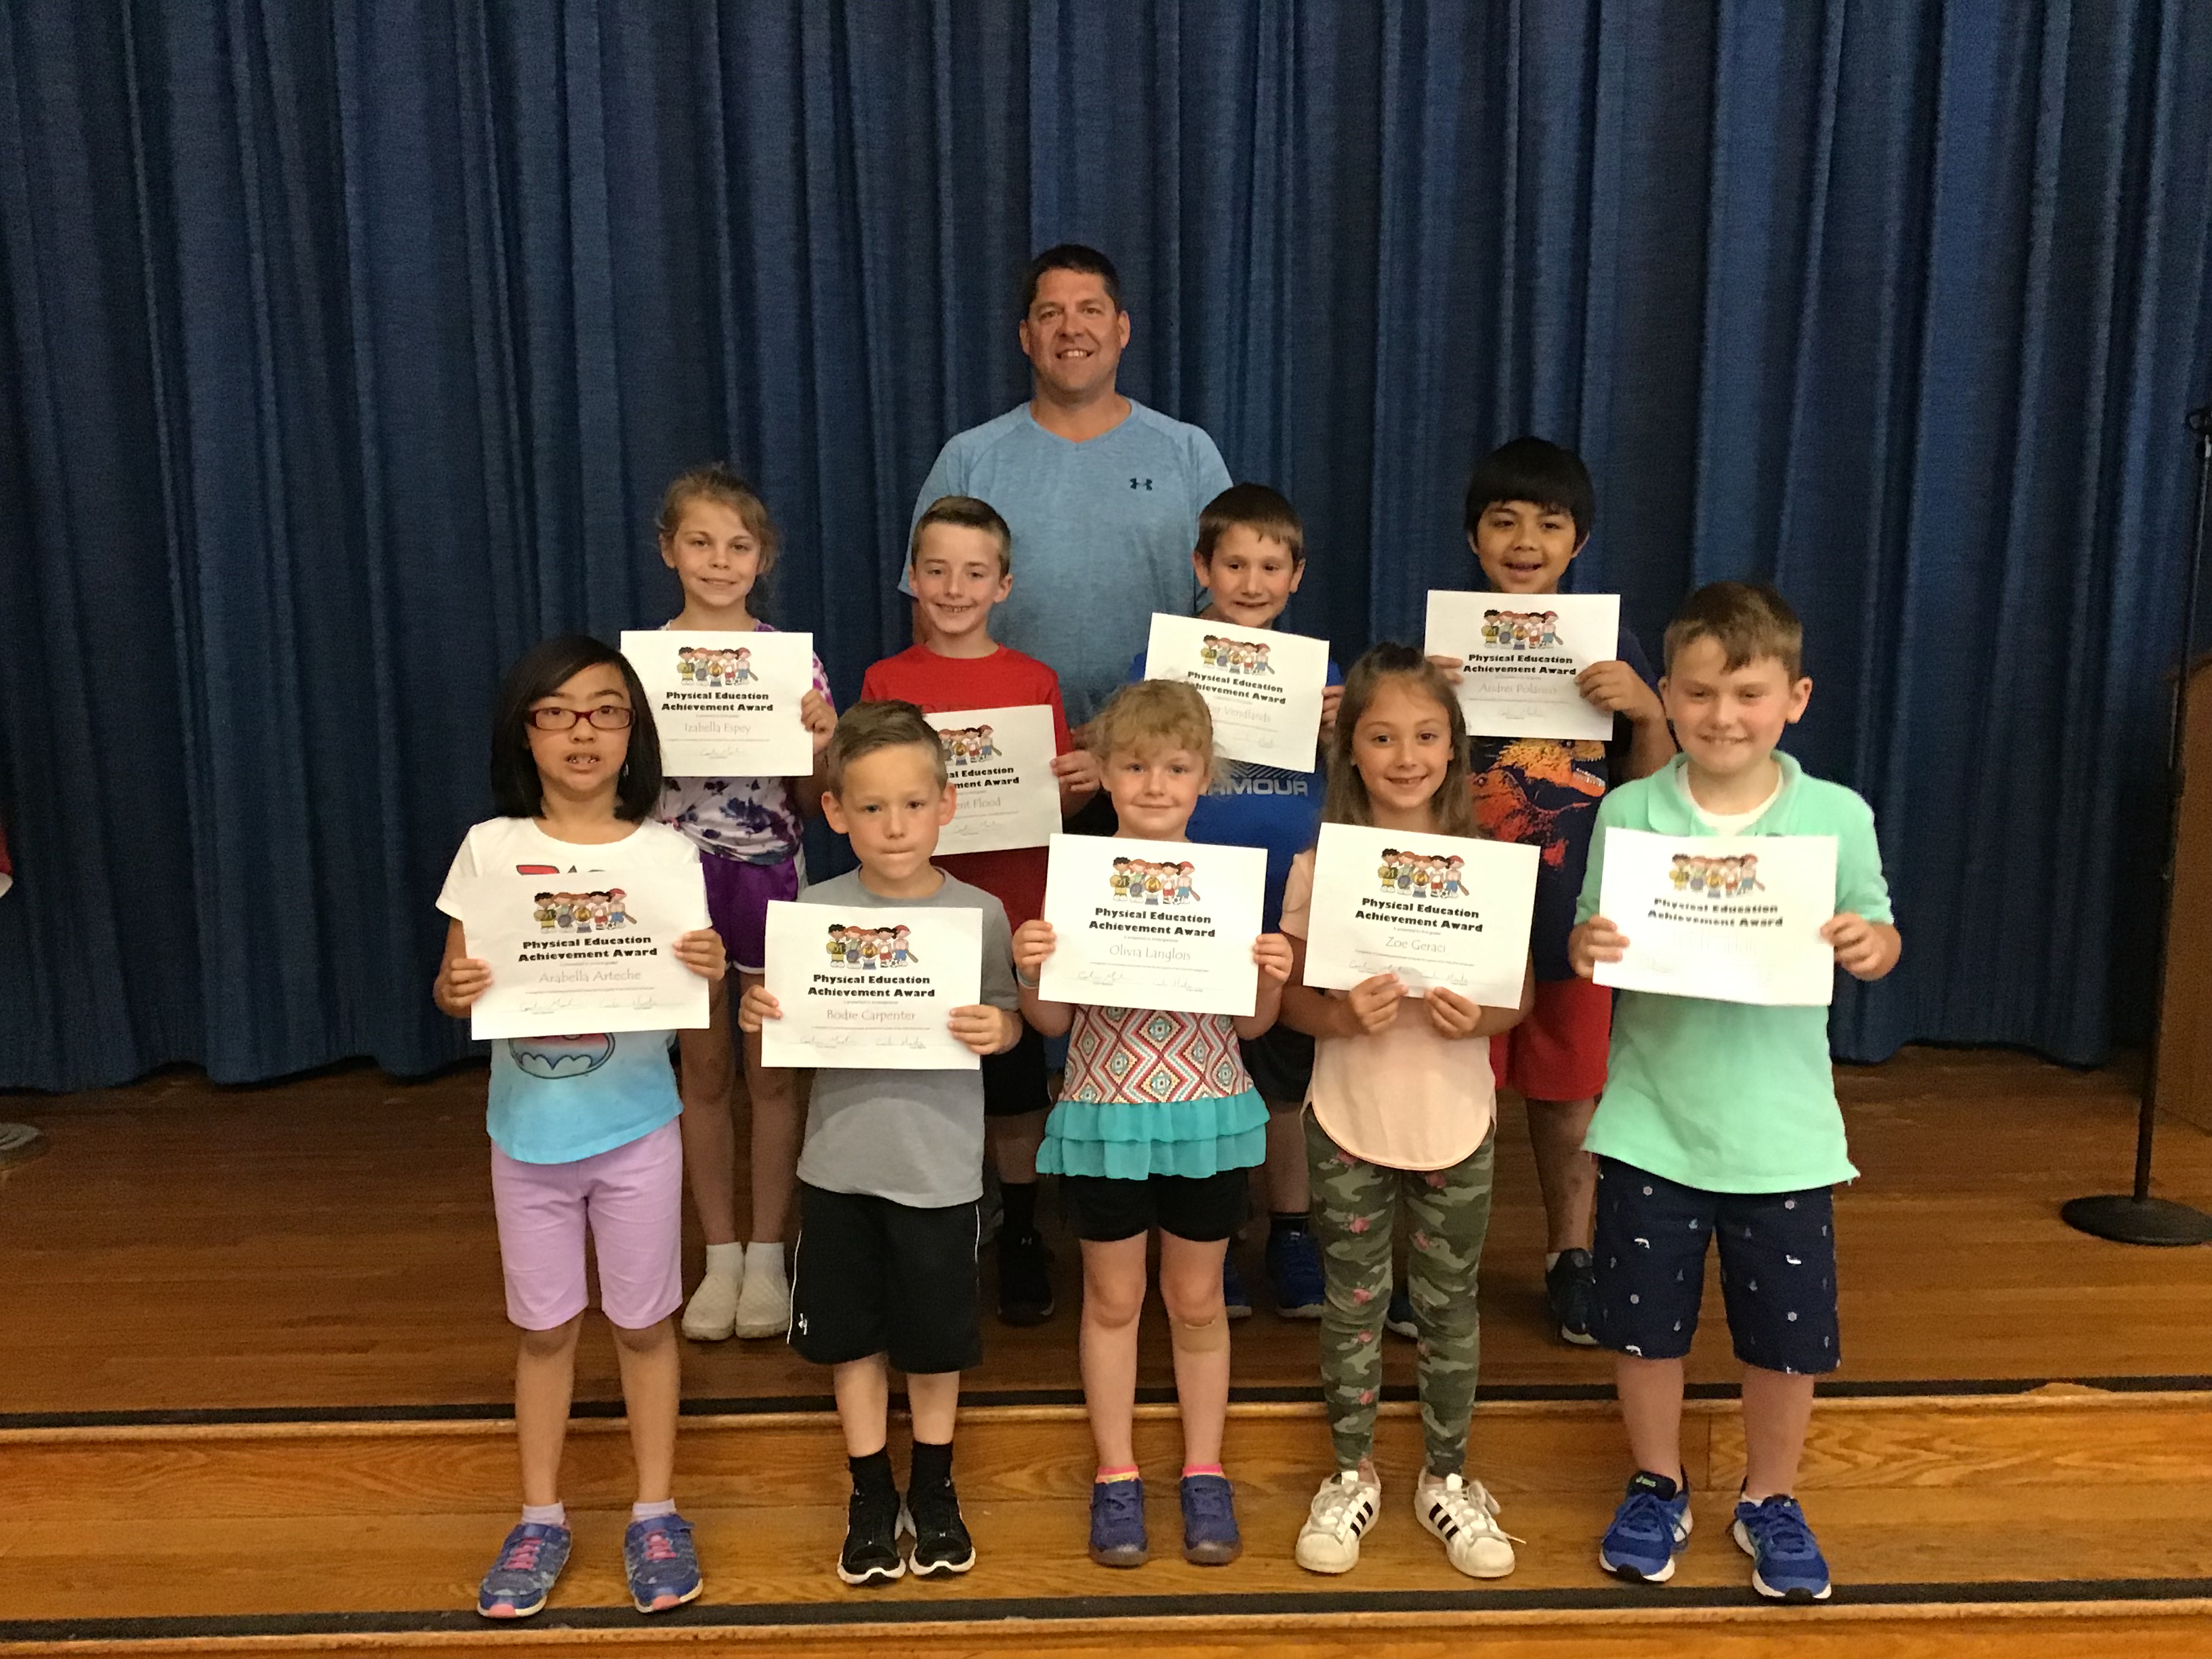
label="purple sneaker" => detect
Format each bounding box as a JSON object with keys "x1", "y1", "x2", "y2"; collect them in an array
[
  {"x1": 476, "y1": 1521, "x2": 571, "y2": 1619},
  {"x1": 623, "y1": 1512, "x2": 703, "y2": 1613}
]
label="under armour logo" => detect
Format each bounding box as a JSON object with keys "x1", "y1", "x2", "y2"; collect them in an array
[
  {"x1": 795, "y1": 1314, "x2": 807, "y2": 1334},
  {"x1": 1130, "y1": 477, "x2": 1153, "y2": 490}
]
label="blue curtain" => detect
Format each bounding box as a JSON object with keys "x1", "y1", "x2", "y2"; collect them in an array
[{"x1": 3, "y1": 1, "x2": 2208, "y2": 1090}]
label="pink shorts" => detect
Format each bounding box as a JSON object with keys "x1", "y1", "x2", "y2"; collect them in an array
[
  {"x1": 489, "y1": 1119, "x2": 684, "y2": 1331},
  {"x1": 1489, "y1": 975, "x2": 1613, "y2": 1103},
  {"x1": 702, "y1": 851, "x2": 800, "y2": 975}
]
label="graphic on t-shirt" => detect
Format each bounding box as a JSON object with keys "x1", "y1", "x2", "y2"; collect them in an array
[
  {"x1": 1108, "y1": 857, "x2": 1203, "y2": 906},
  {"x1": 674, "y1": 644, "x2": 756, "y2": 686},
  {"x1": 529, "y1": 888, "x2": 640, "y2": 933},
  {"x1": 823, "y1": 923, "x2": 921, "y2": 969},
  {"x1": 1373, "y1": 848, "x2": 1470, "y2": 900},
  {"x1": 1665, "y1": 852, "x2": 1766, "y2": 901},
  {"x1": 1471, "y1": 609, "x2": 1563, "y2": 653},
  {"x1": 937, "y1": 724, "x2": 1002, "y2": 764},
  {"x1": 508, "y1": 1033, "x2": 616, "y2": 1080},
  {"x1": 1197, "y1": 636, "x2": 1274, "y2": 675}
]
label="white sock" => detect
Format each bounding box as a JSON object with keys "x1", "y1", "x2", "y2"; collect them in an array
[
  {"x1": 1544, "y1": 1252, "x2": 1561, "y2": 1272},
  {"x1": 631, "y1": 1498, "x2": 678, "y2": 1522},
  {"x1": 521, "y1": 1501, "x2": 567, "y2": 1528},
  {"x1": 703, "y1": 1242, "x2": 744, "y2": 1280},
  {"x1": 745, "y1": 1240, "x2": 787, "y2": 1284}
]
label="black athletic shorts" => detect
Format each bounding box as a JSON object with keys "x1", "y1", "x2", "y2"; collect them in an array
[
  {"x1": 982, "y1": 1021, "x2": 1050, "y2": 1119},
  {"x1": 789, "y1": 1184, "x2": 982, "y2": 1374},
  {"x1": 1240, "y1": 1022, "x2": 1316, "y2": 1107},
  {"x1": 1060, "y1": 1167, "x2": 1250, "y2": 1244},
  {"x1": 1589, "y1": 1157, "x2": 1840, "y2": 1375}
]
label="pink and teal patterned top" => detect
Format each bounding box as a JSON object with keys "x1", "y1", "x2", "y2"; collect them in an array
[{"x1": 1039, "y1": 1004, "x2": 1267, "y2": 1181}]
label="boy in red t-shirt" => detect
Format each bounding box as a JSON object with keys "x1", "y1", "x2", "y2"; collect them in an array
[{"x1": 859, "y1": 495, "x2": 1101, "y2": 1325}]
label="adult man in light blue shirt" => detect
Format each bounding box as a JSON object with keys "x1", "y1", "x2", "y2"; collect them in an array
[{"x1": 905, "y1": 245, "x2": 1233, "y2": 729}]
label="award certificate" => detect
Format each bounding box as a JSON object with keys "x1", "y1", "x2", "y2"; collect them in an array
[
  {"x1": 1143, "y1": 613, "x2": 1330, "y2": 773},
  {"x1": 758, "y1": 901, "x2": 984, "y2": 1069},
  {"x1": 621, "y1": 628, "x2": 817, "y2": 777},
  {"x1": 455, "y1": 865, "x2": 711, "y2": 1039},
  {"x1": 1299, "y1": 823, "x2": 1539, "y2": 1006},
  {"x1": 1425, "y1": 591, "x2": 1620, "y2": 741},
  {"x1": 1593, "y1": 828, "x2": 1839, "y2": 1007},
  {"x1": 1037, "y1": 834, "x2": 1267, "y2": 1018},
  {"x1": 928, "y1": 705, "x2": 1062, "y2": 855}
]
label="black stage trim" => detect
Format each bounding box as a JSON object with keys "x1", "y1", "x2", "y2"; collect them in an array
[
  {"x1": 3, "y1": 1374, "x2": 2205, "y2": 1433},
  {"x1": 5, "y1": 1576, "x2": 2209, "y2": 1644}
]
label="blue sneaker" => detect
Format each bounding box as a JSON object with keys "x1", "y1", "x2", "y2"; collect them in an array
[
  {"x1": 1384, "y1": 1288, "x2": 1417, "y2": 1338},
  {"x1": 1088, "y1": 1477, "x2": 1149, "y2": 1568},
  {"x1": 476, "y1": 1521, "x2": 571, "y2": 1618},
  {"x1": 1265, "y1": 1226, "x2": 1325, "y2": 1319},
  {"x1": 1179, "y1": 1473, "x2": 1242, "y2": 1565},
  {"x1": 1599, "y1": 1471, "x2": 1694, "y2": 1583},
  {"x1": 1222, "y1": 1254, "x2": 1253, "y2": 1321},
  {"x1": 623, "y1": 1513, "x2": 703, "y2": 1613},
  {"x1": 1733, "y1": 1494, "x2": 1832, "y2": 1601}
]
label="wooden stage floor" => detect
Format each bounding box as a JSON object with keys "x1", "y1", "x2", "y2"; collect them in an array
[{"x1": 2, "y1": 1047, "x2": 2209, "y2": 1421}]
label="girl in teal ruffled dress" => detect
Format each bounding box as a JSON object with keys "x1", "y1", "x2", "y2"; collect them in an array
[{"x1": 1012, "y1": 681, "x2": 1292, "y2": 1573}]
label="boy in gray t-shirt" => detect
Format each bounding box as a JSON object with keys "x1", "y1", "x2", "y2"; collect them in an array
[{"x1": 739, "y1": 702, "x2": 1022, "y2": 1589}]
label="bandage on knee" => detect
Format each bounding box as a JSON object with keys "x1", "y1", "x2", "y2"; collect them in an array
[{"x1": 1170, "y1": 1312, "x2": 1231, "y2": 1354}]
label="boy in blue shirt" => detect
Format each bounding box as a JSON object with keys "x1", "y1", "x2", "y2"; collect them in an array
[
  {"x1": 1128, "y1": 484, "x2": 1342, "y2": 1318},
  {"x1": 1569, "y1": 582, "x2": 1900, "y2": 1603}
]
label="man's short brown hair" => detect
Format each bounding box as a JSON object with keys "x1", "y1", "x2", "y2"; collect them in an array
[
  {"x1": 909, "y1": 495, "x2": 1012, "y2": 575},
  {"x1": 1663, "y1": 581, "x2": 1805, "y2": 680},
  {"x1": 1195, "y1": 483, "x2": 1303, "y2": 567},
  {"x1": 826, "y1": 699, "x2": 948, "y2": 796}
]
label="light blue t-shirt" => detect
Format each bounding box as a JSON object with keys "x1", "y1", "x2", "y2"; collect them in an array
[
  {"x1": 436, "y1": 817, "x2": 697, "y2": 1165},
  {"x1": 905, "y1": 400, "x2": 1233, "y2": 725}
]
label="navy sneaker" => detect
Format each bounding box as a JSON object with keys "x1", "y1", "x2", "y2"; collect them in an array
[
  {"x1": 476, "y1": 1521, "x2": 571, "y2": 1618},
  {"x1": 1599, "y1": 1471, "x2": 1694, "y2": 1583},
  {"x1": 1222, "y1": 1254, "x2": 1253, "y2": 1321},
  {"x1": 1733, "y1": 1494, "x2": 1832, "y2": 1601},
  {"x1": 623, "y1": 1513, "x2": 703, "y2": 1613},
  {"x1": 1265, "y1": 1225, "x2": 1326, "y2": 1319},
  {"x1": 1384, "y1": 1288, "x2": 1417, "y2": 1339},
  {"x1": 1088, "y1": 1477, "x2": 1149, "y2": 1568},
  {"x1": 1179, "y1": 1473, "x2": 1242, "y2": 1565},
  {"x1": 1545, "y1": 1248, "x2": 1599, "y2": 1346}
]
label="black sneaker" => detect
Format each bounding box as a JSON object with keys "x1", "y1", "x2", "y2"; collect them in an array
[
  {"x1": 997, "y1": 1229, "x2": 1056, "y2": 1326},
  {"x1": 1545, "y1": 1248, "x2": 1598, "y2": 1346},
  {"x1": 905, "y1": 1477, "x2": 977, "y2": 1577},
  {"x1": 837, "y1": 1483, "x2": 905, "y2": 1586}
]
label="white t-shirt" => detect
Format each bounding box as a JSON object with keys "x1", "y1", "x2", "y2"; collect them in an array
[
  {"x1": 436, "y1": 817, "x2": 701, "y2": 1164},
  {"x1": 1690, "y1": 775, "x2": 1785, "y2": 834},
  {"x1": 1279, "y1": 850, "x2": 1496, "y2": 1170}
]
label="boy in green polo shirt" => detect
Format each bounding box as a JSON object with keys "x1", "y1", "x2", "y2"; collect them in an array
[{"x1": 1568, "y1": 581, "x2": 1900, "y2": 1605}]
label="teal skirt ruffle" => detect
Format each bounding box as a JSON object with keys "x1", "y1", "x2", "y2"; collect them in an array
[{"x1": 1037, "y1": 1087, "x2": 1269, "y2": 1181}]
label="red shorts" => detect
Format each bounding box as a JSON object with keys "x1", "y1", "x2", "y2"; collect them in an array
[{"x1": 1489, "y1": 976, "x2": 1612, "y2": 1103}]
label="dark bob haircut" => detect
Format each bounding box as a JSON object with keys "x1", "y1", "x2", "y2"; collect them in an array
[
  {"x1": 488, "y1": 634, "x2": 665, "y2": 822},
  {"x1": 1022, "y1": 243, "x2": 1122, "y2": 316},
  {"x1": 1462, "y1": 436, "x2": 1595, "y2": 544}
]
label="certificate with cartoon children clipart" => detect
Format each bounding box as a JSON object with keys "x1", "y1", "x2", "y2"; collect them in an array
[
  {"x1": 621, "y1": 628, "x2": 817, "y2": 777},
  {"x1": 1592, "y1": 829, "x2": 1839, "y2": 1006},
  {"x1": 1038, "y1": 834, "x2": 1267, "y2": 1017},
  {"x1": 1425, "y1": 591, "x2": 1620, "y2": 742},
  {"x1": 1300, "y1": 823, "x2": 1539, "y2": 1006},
  {"x1": 758, "y1": 901, "x2": 983, "y2": 1069}
]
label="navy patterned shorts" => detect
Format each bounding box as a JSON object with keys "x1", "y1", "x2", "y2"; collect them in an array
[{"x1": 1589, "y1": 1158, "x2": 1841, "y2": 1376}]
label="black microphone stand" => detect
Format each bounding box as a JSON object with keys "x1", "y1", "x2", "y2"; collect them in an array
[{"x1": 2062, "y1": 406, "x2": 2212, "y2": 1246}]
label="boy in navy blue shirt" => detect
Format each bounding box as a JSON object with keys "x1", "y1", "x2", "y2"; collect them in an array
[{"x1": 1130, "y1": 485, "x2": 1341, "y2": 1317}]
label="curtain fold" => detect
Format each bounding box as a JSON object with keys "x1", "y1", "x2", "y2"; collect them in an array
[{"x1": 3, "y1": 0, "x2": 2208, "y2": 1089}]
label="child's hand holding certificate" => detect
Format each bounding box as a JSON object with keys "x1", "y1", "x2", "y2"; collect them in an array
[
  {"x1": 1035, "y1": 834, "x2": 1267, "y2": 1017},
  {"x1": 750, "y1": 901, "x2": 985, "y2": 1068},
  {"x1": 1589, "y1": 829, "x2": 1839, "y2": 1006},
  {"x1": 1299, "y1": 823, "x2": 1539, "y2": 1006},
  {"x1": 622, "y1": 628, "x2": 819, "y2": 777}
]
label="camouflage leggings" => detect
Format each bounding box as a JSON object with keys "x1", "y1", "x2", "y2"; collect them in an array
[{"x1": 1305, "y1": 1111, "x2": 1495, "y2": 1476}]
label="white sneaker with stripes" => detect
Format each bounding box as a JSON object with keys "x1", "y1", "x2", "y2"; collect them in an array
[
  {"x1": 1294, "y1": 1468, "x2": 1382, "y2": 1574},
  {"x1": 1417, "y1": 1472, "x2": 1517, "y2": 1578}
]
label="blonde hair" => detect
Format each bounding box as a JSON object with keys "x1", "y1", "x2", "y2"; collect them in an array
[
  {"x1": 656, "y1": 462, "x2": 781, "y2": 586},
  {"x1": 1087, "y1": 680, "x2": 1216, "y2": 777},
  {"x1": 1322, "y1": 643, "x2": 1480, "y2": 839},
  {"x1": 827, "y1": 700, "x2": 948, "y2": 796}
]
